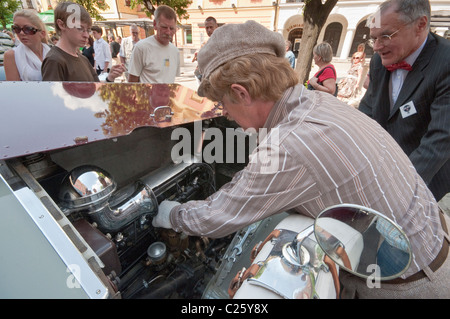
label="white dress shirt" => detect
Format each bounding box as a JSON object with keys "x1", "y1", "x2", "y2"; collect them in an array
[
  {"x1": 389, "y1": 38, "x2": 427, "y2": 107},
  {"x1": 93, "y1": 37, "x2": 112, "y2": 71}
]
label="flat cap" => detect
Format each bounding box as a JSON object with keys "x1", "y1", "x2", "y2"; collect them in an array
[{"x1": 197, "y1": 20, "x2": 285, "y2": 96}]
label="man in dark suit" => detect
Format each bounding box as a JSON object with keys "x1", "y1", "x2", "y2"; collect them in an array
[{"x1": 359, "y1": 0, "x2": 450, "y2": 201}]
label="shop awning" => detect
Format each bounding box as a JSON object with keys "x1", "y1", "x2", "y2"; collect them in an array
[{"x1": 38, "y1": 9, "x2": 54, "y2": 24}]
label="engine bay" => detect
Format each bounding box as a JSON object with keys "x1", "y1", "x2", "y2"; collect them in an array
[
  {"x1": 0, "y1": 82, "x2": 266, "y2": 299},
  {"x1": 63, "y1": 161, "x2": 227, "y2": 298},
  {"x1": 1, "y1": 120, "x2": 251, "y2": 299}
]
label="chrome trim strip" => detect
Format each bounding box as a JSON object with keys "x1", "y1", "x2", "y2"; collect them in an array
[{"x1": 1, "y1": 174, "x2": 109, "y2": 299}]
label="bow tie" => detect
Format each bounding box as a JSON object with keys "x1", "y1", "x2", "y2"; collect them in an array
[{"x1": 386, "y1": 61, "x2": 412, "y2": 72}]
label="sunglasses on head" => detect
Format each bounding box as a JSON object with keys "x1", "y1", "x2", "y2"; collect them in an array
[{"x1": 12, "y1": 25, "x2": 40, "y2": 35}]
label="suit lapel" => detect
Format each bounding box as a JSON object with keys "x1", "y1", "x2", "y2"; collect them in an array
[
  {"x1": 390, "y1": 34, "x2": 436, "y2": 119},
  {"x1": 379, "y1": 68, "x2": 391, "y2": 128}
]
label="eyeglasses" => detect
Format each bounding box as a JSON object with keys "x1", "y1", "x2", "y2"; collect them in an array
[
  {"x1": 74, "y1": 27, "x2": 91, "y2": 34},
  {"x1": 367, "y1": 28, "x2": 401, "y2": 48},
  {"x1": 367, "y1": 19, "x2": 417, "y2": 48},
  {"x1": 12, "y1": 25, "x2": 40, "y2": 35}
]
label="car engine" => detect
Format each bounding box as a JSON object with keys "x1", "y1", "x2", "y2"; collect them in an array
[
  {"x1": 0, "y1": 117, "x2": 253, "y2": 299},
  {"x1": 60, "y1": 161, "x2": 228, "y2": 299},
  {"x1": 0, "y1": 82, "x2": 271, "y2": 299}
]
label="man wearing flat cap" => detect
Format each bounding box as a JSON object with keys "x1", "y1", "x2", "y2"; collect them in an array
[{"x1": 152, "y1": 20, "x2": 450, "y2": 298}]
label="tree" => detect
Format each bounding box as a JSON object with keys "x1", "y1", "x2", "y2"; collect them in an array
[
  {"x1": 129, "y1": 0, "x2": 192, "y2": 21},
  {"x1": 74, "y1": 0, "x2": 110, "y2": 21},
  {"x1": 294, "y1": 0, "x2": 338, "y2": 84},
  {"x1": 0, "y1": 0, "x2": 21, "y2": 29}
]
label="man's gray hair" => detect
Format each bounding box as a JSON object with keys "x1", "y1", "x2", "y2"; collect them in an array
[
  {"x1": 154, "y1": 5, "x2": 177, "y2": 23},
  {"x1": 380, "y1": 0, "x2": 430, "y2": 28}
]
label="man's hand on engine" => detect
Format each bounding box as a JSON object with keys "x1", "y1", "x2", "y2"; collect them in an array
[{"x1": 152, "y1": 200, "x2": 180, "y2": 229}]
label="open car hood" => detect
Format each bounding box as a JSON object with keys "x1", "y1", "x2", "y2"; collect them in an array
[{"x1": 0, "y1": 82, "x2": 222, "y2": 159}]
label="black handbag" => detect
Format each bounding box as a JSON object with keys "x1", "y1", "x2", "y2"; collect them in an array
[{"x1": 308, "y1": 66, "x2": 338, "y2": 97}]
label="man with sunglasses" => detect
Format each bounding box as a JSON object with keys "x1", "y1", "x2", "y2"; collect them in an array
[
  {"x1": 359, "y1": 0, "x2": 450, "y2": 202},
  {"x1": 42, "y1": 2, "x2": 124, "y2": 82}
]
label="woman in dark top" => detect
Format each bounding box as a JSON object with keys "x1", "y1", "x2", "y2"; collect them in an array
[{"x1": 82, "y1": 36, "x2": 95, "y2": 67}]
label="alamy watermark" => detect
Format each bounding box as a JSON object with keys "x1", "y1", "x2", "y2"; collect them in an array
[
  {"x1": 170, "y1": 121, "x2": 281, "y2": 174},
  {"x1": 66, "y1": 4, "x2": 82, "y2": 29},
  {"x1": 66, "y1": 264, "x2": 81, "y2": 289},
  {"x1": 366, "y1": 264, "x2": 381, "y2": 288},
  {"x1": 366, "y1": 9, "x2": 382, "y2": 28}
]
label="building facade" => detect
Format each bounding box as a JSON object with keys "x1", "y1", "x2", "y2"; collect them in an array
[
  {"x1": 17, "y1": 0, "x2": 450, "y2": 60},
  {"x1": 179, "y1": 0, "x2": 450, "y2": 60}
]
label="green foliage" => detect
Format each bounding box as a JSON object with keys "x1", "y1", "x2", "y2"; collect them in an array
[
  {"x1": 129, "y1": 0, "x2": 192, "y2": 21},
  {"x1": 97, "y1": 84, "x2": 177, "y2": 136},
  {"x1": 73, "y1": 0, "x2": 110, "y2": 21},
  {"x1": 0, "y1": 0, "x2": 21, "y2": 29}
]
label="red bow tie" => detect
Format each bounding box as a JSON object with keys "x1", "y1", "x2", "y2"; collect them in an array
[{"x1": 386, "y1": 61, "x2": 412, "y2": 72}]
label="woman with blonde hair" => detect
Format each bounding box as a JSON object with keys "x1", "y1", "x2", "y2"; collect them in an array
[{"x1": 4, "y1": 9, "x2": 50, "y2": 81}]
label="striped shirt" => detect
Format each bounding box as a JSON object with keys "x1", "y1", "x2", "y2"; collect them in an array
[
  {"x1": 170, "y1": 84, "x2": 443, "y2": 278},
  {"x1": 0, "y1": 32, "x2": 14, "y2": 65}
]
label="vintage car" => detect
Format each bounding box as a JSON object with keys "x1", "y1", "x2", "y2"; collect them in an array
[
  {"x1": 0, "y1": 81, "x2": 413, "y2": 300},
  {"x1": 0, "y1": 81, "x2": 289, "y2": 299}
]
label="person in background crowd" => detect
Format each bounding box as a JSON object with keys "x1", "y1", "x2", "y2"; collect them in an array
[
  {"x1": 128, "y1": 5, "x2": 180, "y2": 83},
  {"x1": 337, "y1": 46, "x2": 366, "y2": 102},
  {"x1": 151, "y1": 20, "x2": 450, "y2": 299},
  {"x1": 5, "y1": 31, "x2": 18, "y2": 46},
  {"x1": 50, "y1": 35, "x2": 59, "y2": 46},
  {"x1": 0, "y1": 32, "x2": 14, "y2": 80},
  {"x1": 91, "y1": 25, "x2": 111, "y2": 75},
  {"x1": 285, "y1": 40, "x2": 295, "y2": 68},
  {"x1": 204, "y1": 16, "x2": 219, "y2": 38},
  {"x1": 82, "y1": 35, "x2": 95, "y2": 67},
  {"x1": 192, "y1": 16, "x2": 219, "y2": 81},
  {"x1": 119, "y1": 24, "x2": 140, "y2": 80},
  {"x1": 42, "y1": 1, "x2": 124, "y2": 82},
  {"x1": 108, "y1": 33, "x2": 120, "y2": 66},
  {"x1": 358, "y1": 0, "x2": 450, "y2": 202},
  {"x1": 307, "y1": 42, "x2": 338, "y2": 96},
  {"x1": 4, "y1": 9, "x2": 50, "y2": 81},
  {"x1": 0, "y1": 32, "x2": 14, "y2": 65},
  {"x1": 117, "y1": 36, "x2": 122, "y2": 45},
  {"x1": 352, "y1": 43, "x2": 366, "y2": 65}
]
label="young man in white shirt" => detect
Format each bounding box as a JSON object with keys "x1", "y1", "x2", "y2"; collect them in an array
[
  {"x1": 91, "y1": 25, "x2": 112, "y2": 75},
  {"x1": 128, "y1": 5, "x2": 180, "y2": 83}
]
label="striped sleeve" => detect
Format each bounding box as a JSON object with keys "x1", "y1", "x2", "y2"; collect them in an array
[{"x1": 170, "y1": 141, "x2": 319, "y2": 238}]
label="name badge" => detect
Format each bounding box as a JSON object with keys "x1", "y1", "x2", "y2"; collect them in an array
[{"x1": 399, "y1": 101, "x2": 417, "y2": 119}]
